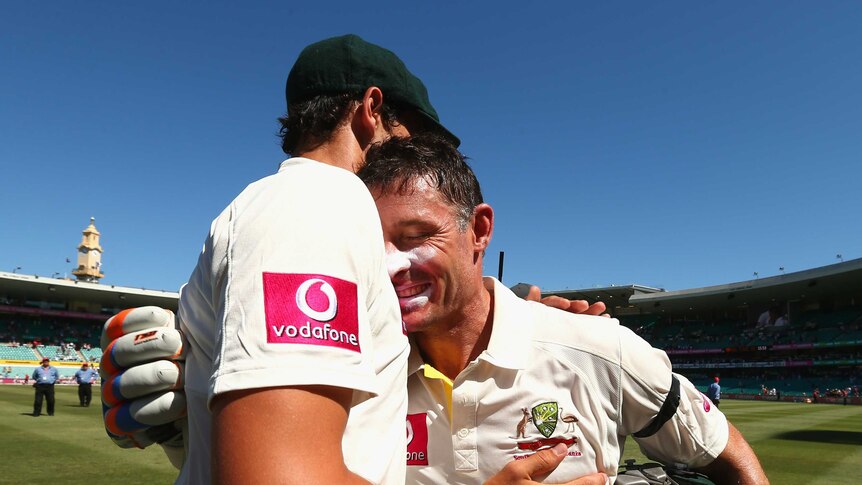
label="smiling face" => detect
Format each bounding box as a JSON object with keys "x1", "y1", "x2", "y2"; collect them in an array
[
  {"x1": 373, "y1": 178, "x2": 485, "y2": 335},
  {"x1": 359, "y1": 134, "x2": 493, "y2": 335}
]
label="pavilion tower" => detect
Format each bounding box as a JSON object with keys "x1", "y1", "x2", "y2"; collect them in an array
[{"x1": 72, "y1": 217, "x2": 105, "y2": 283}]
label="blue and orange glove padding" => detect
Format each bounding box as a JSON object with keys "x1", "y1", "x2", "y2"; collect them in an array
[
  {"x1": 103, "y1": 391, "x2": 188, "y2": 443},
  {"x1": 102, "y1": 361, "x2": 183, "y2": 407}
]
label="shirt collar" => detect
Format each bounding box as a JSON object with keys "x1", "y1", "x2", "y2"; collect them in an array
[
  {"x1": 277, "y1": 157, "x2": 319, "y2": 173},
  {"x1": 406, "y1": 277, "x2": 533, "y2": 375},
  {"x1": 407, "y1": 336, "x2": 425, "y2": 376},
  {"x1": 479, "y1": 276, "x2": 532, "y2": 370}
]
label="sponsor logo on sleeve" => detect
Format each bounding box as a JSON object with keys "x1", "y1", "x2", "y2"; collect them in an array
[
  {"x1": 263, "y1": 272, "x2": 360, "y2": 352},
  {"x1": 406, "y1": 413, "x2": 429, "y2": 466}
]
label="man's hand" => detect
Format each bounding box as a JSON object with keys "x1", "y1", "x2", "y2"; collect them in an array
[
  {"x1": 525, "y1": 286, "x2": 609, "y2": 317},
  {"x1": 100, "y1": 306, "x2": 188, "y2": 469},
  {"x1": 484, "y1": 443, "x2": 608, "y2": 485}
]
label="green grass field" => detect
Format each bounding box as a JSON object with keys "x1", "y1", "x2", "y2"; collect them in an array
[
  {"x1": 0, "y1": 385, "x2": 176, "y2": 484},
  {"x1": 621, "y1": 399, "x2": 862, "y2": 484},
  {"x1": 1, "y1": 385, "x2": 861, "y2": 484}
]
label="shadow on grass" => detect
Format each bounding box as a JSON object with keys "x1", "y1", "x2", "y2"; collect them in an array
[{"x1": 775, "y1": 430, "x2": 862, "y2": 445}]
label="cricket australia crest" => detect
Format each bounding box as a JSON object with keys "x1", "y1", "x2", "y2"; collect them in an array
[{"x1": 530, "y1": 401, "x2": 558, "y2": 438}]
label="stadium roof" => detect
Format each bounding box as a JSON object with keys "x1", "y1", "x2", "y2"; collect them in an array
[
  {"x1": 628, "y1": 257, "x2": 862, "y2": 313},
  {"x1": 533, "y1": 257, "x2": 862, "y2": 314},
  {"x1": 0, "y1": 271, "x2": 178, "y2": 310},
  {"x1": 514, "y1": 283, "x2": 663, "y2": 302}
]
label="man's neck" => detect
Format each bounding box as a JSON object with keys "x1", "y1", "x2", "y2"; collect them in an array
[
  {"x1": 294, "y1": 128, "x2": 363, "y2": 173},
  {"x1": 413, "y1": 278, "x2": 495, "y2": 381}
]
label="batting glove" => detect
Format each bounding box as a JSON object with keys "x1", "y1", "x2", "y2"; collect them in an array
[{"x1": 100, "y1": 306, "x2": 188, "y2": 469}]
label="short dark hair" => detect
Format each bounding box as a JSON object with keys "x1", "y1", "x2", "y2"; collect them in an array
[
  {"x1": 358, "y1": 134, "x2": 483, "y2": 230},
  {"x1": 277, "y1": 93, "x2": 406, "y2": 155}
]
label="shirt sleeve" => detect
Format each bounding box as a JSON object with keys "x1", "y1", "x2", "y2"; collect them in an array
[
  {"x1": 618, "y1": 327, "x2": 729, "y2": 468},
  {"x1": 205, "y1": 166, "x2": 387, "y2": 405}
]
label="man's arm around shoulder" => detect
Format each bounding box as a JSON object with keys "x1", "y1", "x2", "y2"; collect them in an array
[{"x1": 212, "y1": 385, "x2": 372, "y2": 485}]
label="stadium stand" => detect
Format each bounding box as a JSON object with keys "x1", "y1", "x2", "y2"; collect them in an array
[
  {"x1": 1, "y1": 271, "x2": 178, "y2": 384},
  {"x1": 543, "y1": 257, "x2": 862, "y2": 403},
  {"x1": 80, "y1": 347, "x2": 102, "y2": 362},
  {"x1": 0, "y1": 345, "x2": 38, "y2": 361},
  {"x1": 38, "y1": 344, "x2": 83, "y2": 362}
]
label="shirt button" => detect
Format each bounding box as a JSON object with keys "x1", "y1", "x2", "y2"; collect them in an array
[{"x1": 457, "y1": 428, "x2": 469, "y2": 438}]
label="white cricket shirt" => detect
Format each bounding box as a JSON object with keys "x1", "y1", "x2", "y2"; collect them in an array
[
  {"x1": 405, "y1": 278, "x2": 728, "y2": 484},
  {"x1": 177, "y1": 158, "x2": 409, "y2": 485}
]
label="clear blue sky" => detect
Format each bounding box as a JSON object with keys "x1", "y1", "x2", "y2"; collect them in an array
[{"x1": 2, "y1": 2, "x2": 860, "y2": 293}]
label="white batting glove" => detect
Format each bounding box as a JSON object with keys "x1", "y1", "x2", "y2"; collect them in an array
[{"x1": 100, "y1": 306, "x2": 188, "y2": 469}]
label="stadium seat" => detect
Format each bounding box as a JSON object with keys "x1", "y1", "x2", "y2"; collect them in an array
[{"x1": 0, "y1": 345, "x2": 38, "y2": 360}]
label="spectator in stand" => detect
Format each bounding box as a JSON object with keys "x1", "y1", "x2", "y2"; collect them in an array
[
  {"x1": 757, "y1": 306, "x2": 781, "y2": 328},
  {"x1": 756, "y1": 309, "x2": 770, "y2": 328},
  {"x1": 773, "y1": 310, "x2": 789, "y2": 327},
  {"x1": 32, "y1": 357, "x2": 59, "y2": 416},
  {"x1": 74, "y1": 362, "x2": 97, "y2": 407},
  {"x1": 707, "y1": 376, "x2": 721, "y2": 407}
]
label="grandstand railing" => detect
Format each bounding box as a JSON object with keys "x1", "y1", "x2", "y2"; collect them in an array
[
  {"x1": 0, "y1": 304, "x2": 107, "y2": 320},
  {"x1": 676, "y1": 358, "x2": 862, "y2": 369},
  {"x1": 665, "y1": 339, "x2": 862, "y2": 356}
]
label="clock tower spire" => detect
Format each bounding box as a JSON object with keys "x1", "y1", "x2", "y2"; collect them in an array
[{"x1": 72, "y1": 217, "x2": 105, "y2": 283}]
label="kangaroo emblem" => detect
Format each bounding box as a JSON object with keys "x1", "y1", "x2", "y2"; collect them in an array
[{"x1": 516, "y1": 407, "x2": 532, "y2": 438}]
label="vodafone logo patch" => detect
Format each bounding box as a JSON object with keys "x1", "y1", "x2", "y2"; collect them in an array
[
  {"x1": 701, "y1": 393, "x2": 711, "y2": 412},
  {"x1": 406, "y1": 413, "x2": 429, "y2": 466},
  {"x1": 263, "y1": 272, "x2": 360, "y2": 352}
]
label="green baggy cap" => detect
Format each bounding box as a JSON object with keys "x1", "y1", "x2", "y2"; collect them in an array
[{"x1": 286, "y1": 34, "x2": 460, "y2": 147}]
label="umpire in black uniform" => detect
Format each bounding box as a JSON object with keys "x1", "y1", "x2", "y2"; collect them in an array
[
  {"x1": 74, "y1": 362, "x2": 97, "y2": 406},
  {"x1": 32, "y1": 357, "x2": 60, "y2": 416}
]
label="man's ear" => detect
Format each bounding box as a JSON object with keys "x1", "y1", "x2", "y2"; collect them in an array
[
  {"x1": 471, "y1": 203, "x2": 494, "y2": 254},
  {"x1": 352, "y1": 86, "x2": 384, "y2": 148}
]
